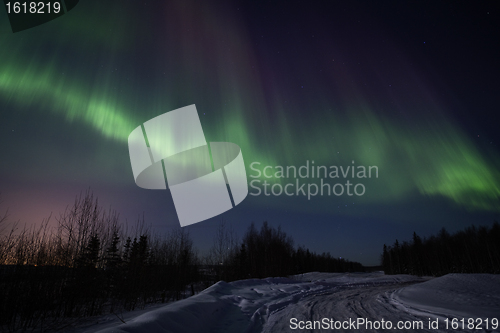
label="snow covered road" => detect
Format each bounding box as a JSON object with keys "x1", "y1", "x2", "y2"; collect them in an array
[
  {"x1": 263, "y1": 280, "x2": 427, "y2": 332},
  {"x1": 75, "y1": 272, "x2": 500, "y2": 333}
]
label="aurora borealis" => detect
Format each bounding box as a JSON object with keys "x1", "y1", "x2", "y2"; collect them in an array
[{"x1": 0, "y1": 1, "x2": 499, "y2": 265}]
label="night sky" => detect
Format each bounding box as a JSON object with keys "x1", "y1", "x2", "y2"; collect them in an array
[{"x1": 0, "y1": 0, "x2": 499, "y2": 266}]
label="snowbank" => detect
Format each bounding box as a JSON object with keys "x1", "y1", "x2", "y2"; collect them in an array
[
  {"x1": 392, "y1": 273, "x2": 500, "y2": 318},
  {"x1": 69, "y1": 273, "x2": 499, "y2": 333}
]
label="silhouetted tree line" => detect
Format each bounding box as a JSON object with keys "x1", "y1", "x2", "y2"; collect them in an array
[
  {"x1": 0, "y1": 191, "x2": 198, "y2": 332},
  {"x1": 205, "y1": 221, "x2": 363, "y2": 282},
  {"x1": 382, "y1": 222, "x2": 500, "y2": 276},
  {"x1": 0, "y1": 192, "x2": 362, "y2": 331}
]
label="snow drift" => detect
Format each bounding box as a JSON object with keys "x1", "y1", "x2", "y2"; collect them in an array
[{"x1": 69, "y1": 273, "x2": 500, "y2": 333}]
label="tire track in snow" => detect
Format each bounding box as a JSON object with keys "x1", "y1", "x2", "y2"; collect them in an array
[{"x1": 261, "y1": 281, "x2": 452, "y2": 333}]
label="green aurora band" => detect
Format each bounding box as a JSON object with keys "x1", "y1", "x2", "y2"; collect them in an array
[{"x1": 0, "y1": 1, "x2": 499, "y2": 212}]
